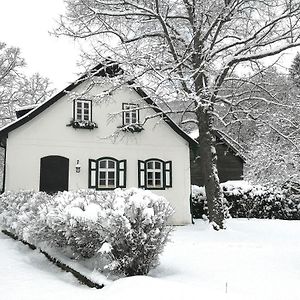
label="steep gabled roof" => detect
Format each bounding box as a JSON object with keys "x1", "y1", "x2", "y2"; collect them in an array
[{"x1": 0, "y1": 62, "x2": 197, "y2": 147}]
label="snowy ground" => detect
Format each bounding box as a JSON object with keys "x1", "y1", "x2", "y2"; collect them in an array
[{"x1": 1, "y1": 218, "x2": 300, "y2": 300}]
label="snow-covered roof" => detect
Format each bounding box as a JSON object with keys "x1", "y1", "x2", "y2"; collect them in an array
[
  {"x1": 188, "y1": 129, "x2": 246, "y2": 161},
  {"x1": 15, "y1": 104, "x2": 38, "y2": 112}
]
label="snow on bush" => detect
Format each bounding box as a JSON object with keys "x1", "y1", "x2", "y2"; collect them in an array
[
  {"x1": 191, "y1": 181, "x2": 300, "y2": 220},
  {"x1": 0, "y1": 188, "x2": 174, "y2": 276}
]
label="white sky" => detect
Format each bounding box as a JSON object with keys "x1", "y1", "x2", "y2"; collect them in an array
[
  {"x1": 0, "y1": 0, "x2": 81, "y2": 91},
  {"x1": 0, "y1": 0, "x2": 299, "y2": 92}
]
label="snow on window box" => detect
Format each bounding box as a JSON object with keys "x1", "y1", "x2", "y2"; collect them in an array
[
  {"x1": 67, "y1": 119, "x2": 98, "y2": 130},
  {"x1": 118, "y1": 123, "x2": 144, "y2": 133}
]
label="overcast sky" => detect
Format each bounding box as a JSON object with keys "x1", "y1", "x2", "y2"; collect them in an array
[
  {"x1": 0, "y1": 0, "x2": 299, "y2": 92},
  {"x1": 0, "y1": 0, "x2": 81, "y2": 91}
]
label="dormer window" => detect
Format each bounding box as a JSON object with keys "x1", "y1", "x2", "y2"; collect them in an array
[
  {"x1": 122, "y1": 103, "x2": 139, "y2": 125},
  {"x1": 74, "y1": 100, "x2": 92, "y2": 121}
]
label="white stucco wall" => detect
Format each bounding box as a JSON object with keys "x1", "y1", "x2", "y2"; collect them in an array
[{"x1": 5, "y1": 79, "x2": 192, "y2": 225}]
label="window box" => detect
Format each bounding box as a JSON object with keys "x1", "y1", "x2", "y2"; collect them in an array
[
  {"x1": 67, "y1": 119, "x2": 98, "y2": 130},
  {"x1": 118, "y1": 123, "x2": 144, "y2": 133}
]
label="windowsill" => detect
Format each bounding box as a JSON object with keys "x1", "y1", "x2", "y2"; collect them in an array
[
  {"x1": 145, "y1": 186, "x2": 166, "y2": 190},
  {"x1": 96, "y1": 187, "x2": 117, "y2": 190}
]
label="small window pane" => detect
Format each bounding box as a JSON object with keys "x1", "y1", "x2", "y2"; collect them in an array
[
  {"x1": 99, "y1": 171, "x2": 106, "y2": 179},
  {"x1": 155, "y1": 179, "x2": 161, "y2": 186},
  {"x1": 108, "y1": 160, "x2": 115, "y2": 168},
  {"x1": 155, "y1": 162, "x2": 161, "y2": 169},
  {"x1": 147, "y1": 172, "x2": 153, "y2": 179},
  {"x1": 99, "y1": 179, "x2": 106, "y2": 186},
  {"x1": 108, "y1": 179, "x2": 115, "y2": 186},
  {"x1": 108, "y1": 171, "x2": 115, "y2": 179},
  {"x1": 155, "y1": 172, "x2": 161, "y2": 179},
  {"x1": 147, "y1": 178, "x2": 153, "y2": 186},
  {"x1": 147, "y1": 162, "x2": 153, "y2": 169},
  {"x1": 99, "y1": 161, "x2": 106, "y2": 168}
]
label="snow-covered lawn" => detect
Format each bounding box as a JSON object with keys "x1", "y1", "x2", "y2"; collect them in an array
[{"x1": 1, "y1": 219, "x2": 300, "y2": 300}]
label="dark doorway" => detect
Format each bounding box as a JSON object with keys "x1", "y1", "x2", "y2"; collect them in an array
[{"x1": 40, "y1": 156, "x2": 69, "y2": 194}]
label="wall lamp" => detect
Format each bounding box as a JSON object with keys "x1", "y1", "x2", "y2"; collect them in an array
[{"x1": 76, "y1": 160, "x2": 81, "y2": 173}]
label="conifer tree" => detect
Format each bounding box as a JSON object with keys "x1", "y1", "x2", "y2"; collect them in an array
[{"x1": 290, "y1": 53, "x2": 300, "y2": 88}]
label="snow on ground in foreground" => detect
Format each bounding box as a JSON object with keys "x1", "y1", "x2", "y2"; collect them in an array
[{"x1": 1, "y1": 219, "x2": 300, "y2": 300}]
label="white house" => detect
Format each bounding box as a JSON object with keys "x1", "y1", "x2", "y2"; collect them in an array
[{"x1": 0, "y1": 62, "x2": 197, "y2": 225}]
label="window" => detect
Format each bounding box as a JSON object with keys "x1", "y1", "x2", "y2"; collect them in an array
[
  {"x1": 146, "y1": 160, "x2": 163, "y2": 188},
  {"x1": 122, "y1": 103, "x2": 139, "y2": 125},
  {"x1": 89, "y1": 157, "x2": 126, "y2": 190},
  {"x1": 138, "y1": 159, "x2": 172, "y2": 190},
  {"x1": 74, "y1": 100, "x2": 92, "y2": 121},
  {"x1": 99, "y1": 159, "x2": 117, "y2": 188}
]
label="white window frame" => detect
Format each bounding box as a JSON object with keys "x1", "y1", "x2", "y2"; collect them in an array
[
  {"x1": 74, "y1": 100, "x2": 92, "y2": 122},
  {"x1": 123, "y1": 103, "x2": 138, "y2": 125},
  {"x1": 146, "y1": 160, "x2": 163, "y2": 188},
  {"x1": 98, "y1": 159, "x2": 117, "y2": 189}
]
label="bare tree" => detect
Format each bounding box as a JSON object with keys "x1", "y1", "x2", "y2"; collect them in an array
[
  {"x1": 54, "y1": 0, "x2": 300, "y2": 229},
  {"x1": 0, "y1": 42, "x2": 53, "y2": 190},
  {"x1": 0, "y1": 42, "x2": 53, "y2": 126}
]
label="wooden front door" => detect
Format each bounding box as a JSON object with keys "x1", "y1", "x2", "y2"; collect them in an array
[{"x1": 39, "y1": 156, "x2": 69, "y2": 194}]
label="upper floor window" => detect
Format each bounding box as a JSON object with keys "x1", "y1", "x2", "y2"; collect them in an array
[
  {"x1": 89, "y1": 157, "x2": 126, "y2": 190},
  {"x1": 138, "y1": 159, "x2": 172, "y2": 190},
  {"x1": 122, "y1": 103, "x2": 139, "y2": 125},
  {"x1": 74, "y1": 100, "x2": 92, "y2": 121}
]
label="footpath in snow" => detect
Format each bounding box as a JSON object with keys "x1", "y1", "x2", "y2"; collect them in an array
[{"x1": 1, "y1": 218, "x2": 300, "y2": 300}]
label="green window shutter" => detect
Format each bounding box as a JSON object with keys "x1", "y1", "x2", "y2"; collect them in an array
[
  {"x1": 165, "y1": 161, "x2": 172, "y2": 188},
  {"x1": 138, "y1": 160, "x2": 146, "y2": 188},
  {"x1": 118, "y1": 159, "x2": 127, "y2": 188},
  {"x1": 88, "y1": 159, "x2": 97, "y2": 188}
]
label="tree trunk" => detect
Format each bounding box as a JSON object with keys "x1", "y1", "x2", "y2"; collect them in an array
[{"x1": 197, "y1": 108, "x2": 225, "y2": 230}]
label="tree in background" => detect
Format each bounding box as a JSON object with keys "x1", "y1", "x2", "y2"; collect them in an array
[
  {"x1": 290, "y1": 52, "x2": 300, "y2": 88},
  {"x1": 0, "y1": 42, "x2": 53, "y2": 126},
  {"x1": 0, "y1": 42, "x2": 53, "y2": 189},
  {"x1": 237, "y1": 68, "x2": 300, "y2": 187},
  {"x1": 55, "y1": 0, "x2": 300, "y2": 229}
]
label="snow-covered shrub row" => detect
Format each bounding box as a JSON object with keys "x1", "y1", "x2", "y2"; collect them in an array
[
  {"x1": 0, "y1": 188, "x2": 174, "y2": 276},
  {"x1": 191, "y1": 181, "x2": 300, "y2": 220}
]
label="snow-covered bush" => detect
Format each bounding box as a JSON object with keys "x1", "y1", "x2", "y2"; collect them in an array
[
  {"x1": 191, "y1": 181, "x2": 300, "y2": 220},
  {"x1": 0, "y1": 188, "x2": 173, "y2": 276},
  {"x1": 191, "y1": 185, "x2": 208, "y2": 219}
]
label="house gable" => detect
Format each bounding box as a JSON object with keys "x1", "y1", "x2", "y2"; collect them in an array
[{"x1": 0, "y1": 62, "x2": 197, "y2": 148}]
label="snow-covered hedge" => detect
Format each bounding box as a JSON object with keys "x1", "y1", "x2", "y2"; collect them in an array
[
  {"x1": 0, "y1": 188, "x2": 174, "y2": 276},
  {"x1": 191, "y1": 181, "x2": 300, "y2": 220}
]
